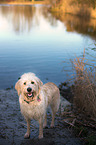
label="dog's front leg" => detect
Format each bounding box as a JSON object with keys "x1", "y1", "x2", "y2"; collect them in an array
[
  {"x1": 38, "y1": 117, "x2": 43, "y2": 139},
  {"x1": 24, "y1": 118, "x2": 31, "y2": 139}
]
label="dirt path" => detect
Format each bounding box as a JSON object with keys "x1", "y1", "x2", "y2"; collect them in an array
[{"x1": 0, "y1": 89, "x2": 82, "y2": 145}]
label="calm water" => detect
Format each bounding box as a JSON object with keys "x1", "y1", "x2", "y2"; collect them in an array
[{"x1": 0, "y1": 4, "x2": 96, "y2": 89}]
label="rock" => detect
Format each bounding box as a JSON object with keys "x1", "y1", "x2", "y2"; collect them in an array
[{"x1": 60, "y1": 96, "x2": 71, "y2": 113}]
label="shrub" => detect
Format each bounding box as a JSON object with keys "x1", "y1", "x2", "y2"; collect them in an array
[{"x1": 72, "y1": 49, "x2": 96, "y2": 118}]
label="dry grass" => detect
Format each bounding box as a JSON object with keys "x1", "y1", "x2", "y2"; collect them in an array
[{"x1": 71, "y1": 49, "x2": 96, "y2": 118}]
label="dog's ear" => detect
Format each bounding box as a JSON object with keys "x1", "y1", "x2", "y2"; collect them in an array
[
  {"x1": 38, "y1": 79, "x2": 43, "y2": 90},
  {"x1": 15, "y1": 79, "x2": 21, "y2": 96}
]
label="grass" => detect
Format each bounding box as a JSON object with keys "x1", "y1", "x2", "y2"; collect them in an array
[
  {"x1": 86, "y1": 135, "x2": 96, "y2": 145},
  {"x1": 73, "y1": 123, "x2": 96, "y2": 145}
]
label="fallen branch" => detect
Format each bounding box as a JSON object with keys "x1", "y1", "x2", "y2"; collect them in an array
[
  {"x1": 63, "y1": 119, "x2": 75, "y2": 127},
  {"x1": 63, "y1": 117, "x2": 96, "y2": 129},
  {"x1": 76, "y1": 120, "x2": 96, "y2": 129}
]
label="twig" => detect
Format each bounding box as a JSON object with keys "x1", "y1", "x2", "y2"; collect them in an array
[
  {"x1": 78, "y1": 129, "x2": 83, "y2": 137},
  {"x1": 76, "y1": 120, "x2": 96, "y2": 129},
  {"x1": 63, "y1": 119, "x2": 75, "y2": 127}
]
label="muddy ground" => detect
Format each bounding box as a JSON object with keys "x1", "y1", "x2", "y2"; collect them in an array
[{"x1": 0, "y1": 89, "x2": 82, "y2": 145}]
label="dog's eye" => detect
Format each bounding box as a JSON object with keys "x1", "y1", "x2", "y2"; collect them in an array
[
  {"x1": 31, "y1": 81, "x2": 34, "y2": 84},
  {"x1": 18, "y1": 77, "x2": 21, "y2": 80},
  {"x1": 24, "y1": 82, "x2": 26, "y2": 85}
]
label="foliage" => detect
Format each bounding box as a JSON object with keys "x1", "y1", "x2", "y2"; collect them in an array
[{"x1": 76, "y1": 0, "x2": 96, "y2": 8}]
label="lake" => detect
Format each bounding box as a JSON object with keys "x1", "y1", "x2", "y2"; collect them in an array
[{"x1": 0, "y1": 4, "x2": 96, "y2": 89}]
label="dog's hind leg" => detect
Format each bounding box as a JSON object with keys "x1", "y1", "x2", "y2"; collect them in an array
[
  {"x1": 24, "y1": 118, "x2": 31, "y2": 139},
  {"x1": 50, "y1": 107, "x2": 56, "y2": 128},
  {"x1": 39, "y1": 117, "x2": 43, "y2": 139},
  {"x1": 43, "y1": 113, "x2": 47, "y2": 128},
  {"x1": 50, "y1": 99, "x2": 60, "y2": 128}
]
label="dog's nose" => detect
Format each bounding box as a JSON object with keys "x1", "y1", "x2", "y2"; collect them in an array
[{"x1": 27, "y1": 87, "x2": 32, "y2": 92}]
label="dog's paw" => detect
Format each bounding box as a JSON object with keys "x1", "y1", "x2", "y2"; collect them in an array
[
  {"x1": 24, "y1": 133, "x2": 30, "y2": 139},
  {"x1": 50, "y1": 122, "x2": 54, "y2": 128},
  {"x1": 43, "y1": 124, "x2": 47, "y2": 128},
  {"x1": 39, "y1": 134, "x2": 43, "y2": 139},
  {"x1": 50, "y1": 126, "x2": 55, "y2": 129},
  {"x1": 44, "y1": 126, "x2": 48, "y2": 129},
  {"x1": 50, "y1": 124, "x2": 55, "y2": 128}
]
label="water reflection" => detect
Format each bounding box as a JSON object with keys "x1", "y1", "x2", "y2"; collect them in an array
[
  {"x1": 0, "y1": 5, "x2": 96, "y2": 39},
  {"x1": 0, "y1": 5, "x2": 95, "y2": 89},
  {"x1": 0, "y1": 5, "x2": 36, "y2": 33},
  {"x1": 50, "y1": 12, "x2": 96, "y2": 40},
  {"x1": 41, "y1": 7, "x2": 58, "y2": 27}
]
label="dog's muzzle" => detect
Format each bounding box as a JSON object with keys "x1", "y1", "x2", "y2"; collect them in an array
[{"x1": 27, "y1": 87, "x2": 33, "y2": 98}]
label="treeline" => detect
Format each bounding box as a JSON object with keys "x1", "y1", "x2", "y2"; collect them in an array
[
  {"x1": 47, "y1": 0, "x2": 96, "y2": 8},
  {"x1": 75, "y1": 0, "x2": 96, "y2": 8},
  {"x1": 0, "y1": 0, "x2": 44, "y2": 1}
]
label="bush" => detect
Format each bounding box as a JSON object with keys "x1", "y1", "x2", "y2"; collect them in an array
[{"x1": 72, "y1": 49, "x2": 96, "y2": 118}]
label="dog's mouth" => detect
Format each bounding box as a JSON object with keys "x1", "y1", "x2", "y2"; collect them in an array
[
  {"x1": 24, "y1": 89, "x2": 36, "y2": 102},
  {"x1": 27, "y1": 92, "x2": 33, "y2": 98},
  {"x1": 26, "y1": 91, "x2": 35, "y2": 99}
]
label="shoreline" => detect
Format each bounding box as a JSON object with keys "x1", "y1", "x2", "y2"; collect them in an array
[
  {"x1": 0, "y1": 88, "x2": 95, "y2": 145},
  {"x1": 1, "y1": 2, "x2": 96, "y2": 19},
  {"x1": 0, "y1": 89, "x2": 81, "y2": 145},
  {"x1": 49, "y1": 2, "x2": 96, "y2": 19},
  {"x1": 0, "y1": 1, "x2": 46, "y2": 6}
]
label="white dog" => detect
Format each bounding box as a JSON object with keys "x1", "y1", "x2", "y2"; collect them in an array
[{"x1": 15, "y1": 72, "x2": 60, "y2": 139}]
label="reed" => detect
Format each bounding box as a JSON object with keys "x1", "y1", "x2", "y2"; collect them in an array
[{"x1": 71, "y1": 49, "x2": 96, "y2": 118}]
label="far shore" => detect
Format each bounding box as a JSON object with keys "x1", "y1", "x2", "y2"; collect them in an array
[
  {"x1": 50, "y1": 3, "x2": 96, "y2": 19},
  {"x1": 0, "y1": 1, "x2": 46, "y2": 5},
  {"x1": 1, "y1": 1, "x2": 96, "y2": 19}
]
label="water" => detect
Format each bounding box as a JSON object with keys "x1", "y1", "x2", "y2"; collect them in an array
[{"x1": 0, "y1": 4, "x2": 96, "y2": 89}]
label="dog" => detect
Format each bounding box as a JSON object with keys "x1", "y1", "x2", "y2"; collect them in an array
[{"x1": 15, "y1": 72, "x2": 60, "y2": 139}]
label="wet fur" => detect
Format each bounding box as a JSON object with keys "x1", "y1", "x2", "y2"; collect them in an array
[{"x1": 15, "y1": 72, "x2": 60, "y2": 139}]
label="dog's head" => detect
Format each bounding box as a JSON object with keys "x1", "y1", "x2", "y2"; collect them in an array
[{"x1": 15, "y1": 73, "x2": 43, "y2": 101}]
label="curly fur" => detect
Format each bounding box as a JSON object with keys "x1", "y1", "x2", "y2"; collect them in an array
[{"x1": 15, "y1": 72, "x2": 60, "y2": 139}]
